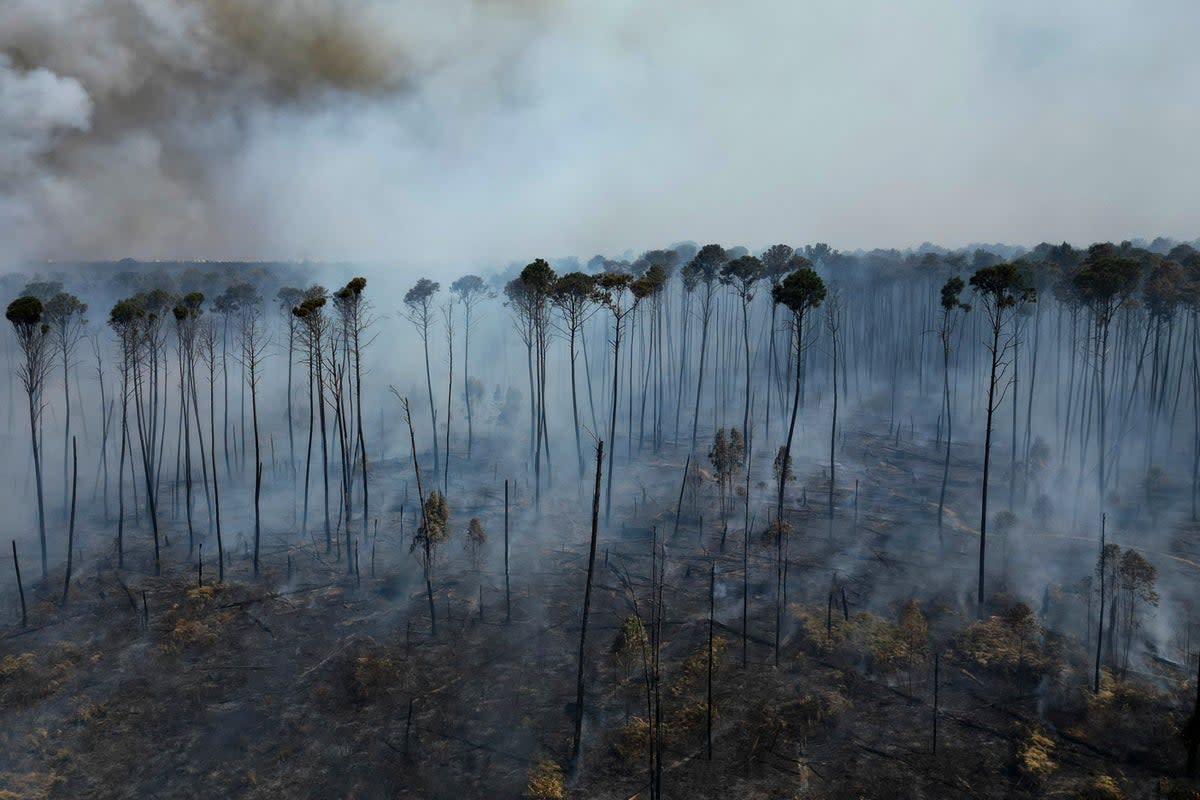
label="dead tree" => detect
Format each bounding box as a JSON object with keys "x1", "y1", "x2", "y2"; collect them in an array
[
  {"x1": 826, "y1": 294, "x2": 842, "y2": 535},
  {"x1": 403, "y1": 279, "x2": 442, "y2": 476},
  {"x1": 1094, "y1": 514, "x2": 1108, "y2": 693},
  {"x1": 12, "y1": 541, "x2": 27, "y2": 628},
  {"x1": 707, "y1": 561, "x2": 715, "y2": 760},
  {"x1": 44, "y1": 292, "x2": 87, "y2": 519},
  {"x1": 294, "y1": 291, "x2": 332, "y2": 553},
  {"x1": 442, "y1": 300, "x2": 454, "y2": 494},
  {"x1": 396, "y1": 392, "x2": 439, "y2": 637},
  {"x1": 199, "y1": 313, "x2": 225, "y2": 580},
  {"x1": 62, "y1": 436, "x2": 77, "y2": 603},
  {"x1": 936, "y1": 276, "x2": 970, "y2": 538},
  {"x1": 276, "y1": 286, "x2": 306, "y2": 477},
  {"x1": 173, "y1": 293, "x2": 205, "y2": 553},
  {"x1": 450, "y1": 275, "x2": 491, "y2": 459},
  {"x1": 572, "y1": 438, "x2": 605, "y2": 766},
  {"x1": 504, "y1": 478, "x2": 511, "y2": 622}
]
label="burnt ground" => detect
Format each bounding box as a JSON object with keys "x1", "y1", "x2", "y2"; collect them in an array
[{"x1": 2, "y1": 412, "x2": 1200, "y2": 799}]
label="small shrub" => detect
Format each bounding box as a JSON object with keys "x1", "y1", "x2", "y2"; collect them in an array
[
  {"x1": 1075, "y1": 774, "x2": 1123, "y2": 800},
  {"x1": 1156, "y1": 779, "x2": 1200, "y2": 800},
  {"x1": 793, "y1": 686, "x2": 852, "y2": 733},
  {"x1": 954, "y1": 602, "x2": 1056, "y2": 679},
  {"x1": 669, "y1": 636, "x2": 726, "y2": 697},
  {"x1": 0, "y1": 645, "x2": 83, "y2": 706},
  {"x1": 612, "y1": 614, "x2": 648, "y2": 673},
  {"x1": 0, "y1": 771, "x2": 66, "y2": 800},
  {"x1": 614, "y1": 716, "x2": 650, "y2": 761},
  {"x1": 342, "y1": 640, "x2": 397, "y2": 703},
  {"x1": 1016, "y1": 727, "x2": 1056, "y2": 784},
  {"x1": 526, "y1": 758, "x2": 564, "y2": 800}
]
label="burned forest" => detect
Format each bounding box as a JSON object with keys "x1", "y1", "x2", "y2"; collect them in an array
[
  {"x1": 4, "y1": 2, "x2": 1200, "y2": 797},
  {"x1": 3, "y1": 240, "x2": 1200, "y2": 800}
]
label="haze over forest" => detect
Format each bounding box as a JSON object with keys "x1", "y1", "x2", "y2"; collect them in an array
[
  {"x1": 3, "y1": 1, "x2": 1200, "y2": 267},
  {"x1": 3, "y1": 2, "x2": 1200, "y2": 800}
]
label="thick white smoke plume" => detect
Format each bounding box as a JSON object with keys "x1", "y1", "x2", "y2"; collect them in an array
[{"x1": 1, "y1": 0, "x2": 1198, "y2": 268}]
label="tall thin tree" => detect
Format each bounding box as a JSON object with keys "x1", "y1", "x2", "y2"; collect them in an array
[
  {"x1": 404, "y1": 279, "x2": 442, "y2": 476},
  {"x1": 7, "y1": 296, "x2": 53, "y2": 577},
  {"x1": 969, "y1": 262, "x2": 1035, "y2": 612}
]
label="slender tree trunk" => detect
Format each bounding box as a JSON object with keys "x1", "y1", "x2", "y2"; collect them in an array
[
  {"x1": 605, "y1": 315, "x2": 623, "y2": 522},
  {"x1": 133, "y1": 357, "x2": 162, "y2": 574},
  {"x1": 828, "y1": 306, "x2": 839, "y2": 535},
  {"x1": 286, "y1": 318, "x2": 296, "y2": 476},
  {"x1": 12, "y1": 541, "x2": 27, "y2": 628},
  {"x1": 444, "y1": 308, "x2": 453, "y2": 495},
  {"x1": 251, "y1": 355, "x2": 262, "y2": 577},
  {"x1": 210, "y1": 354, "x2": 224, "y2": 581},
  {"x1": 117, "y1": 367, "x2": 128, "y2": 569},
  {"x1": 570, "y1": 328, "x2": 584, "y2": 478},
  {"x1": 404, "y1": 398, "x2": 437, "y2": 638},
  {"x1": 504, "y1": 478, "x2": 511, "y2": 622},
  {"x1": 26, "y1": 388, "x2": 48, "y2": 578},
  {"x1": 316, "y1": 348, "x2": 332, "y2": 554},
  {"x1": 572, "y1": 439, "x2": 605, "y2": 765},
  {"x1": 422, "y1": 321, "x2": 440, "y2": 476},
  {"x1": 978, "y1": 322, "x2": 1002, "y2": 613},
  {"x1": 938, "y1": 321, "x2": 953, "y2": 538},
  {"x1": 776, "y1": 313, "x2": 805, "y2": 666},
  {"x1": 707, "y1": 561, "x2": 715, "y2": 760},
  {"x1": 765, "y1": 301, "x2": 777, "y2": 446},
  {"x1": 691, "y1": 291, "x2": 713, "y2": 452},
  {"x1": 62, "y1": 344, "x2": 71, "y2": 518},
  {"x1": 1094, "y1": 514, "x2": 1107, "y2": 693},
  {"x1": 222, "y1": 317, "x2": 231, "y2": 478},
  {"x1": 464, "y1": 308, "x2": 474, "y2": 458},
  {"x1": 353, "y1": 325, "x2": 369, "y2": 570},
  {"x1": 62, "y1": 437, "x2": 78, "y2": 603}
]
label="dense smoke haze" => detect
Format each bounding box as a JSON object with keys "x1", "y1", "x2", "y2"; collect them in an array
[{"x1": 3, "y1": 0, "x2": 1200, "y2": 268}]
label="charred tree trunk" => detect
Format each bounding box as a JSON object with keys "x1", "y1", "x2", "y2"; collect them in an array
[
  {"x1": 978, "y1": 319, "x2": 1003, "y2": 613},
  {"x1": 12, "y1": 541, "x2": 26, "y2": 628},
  {"x1": 62, "y1": 437, "x2": 78, "y2": 603},
  {"x1": 402, "y1": 396, "x2": 436, "y2": 638},
  {"x1": 707, "y1": 560, "x2": 715, "y2": 760},
  {"x1": 504, "y1": 478, "x2": 511, "y2": 623},
  {"x1": 1094, "y1": 514, "x2": 1107, "y2": 694},
  {"x1": 572, "y1": 439, "x2": 605, "y2": 766}
]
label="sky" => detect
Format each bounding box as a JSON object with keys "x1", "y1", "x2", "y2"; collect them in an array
[{"x1": 1, "y1": 0, "x2": 1198, "y2": 271}]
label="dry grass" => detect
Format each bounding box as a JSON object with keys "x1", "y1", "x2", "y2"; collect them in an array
[
  {"x1": 0, "y1": 770, "x2": 65, "y2": 800},
  {"x1": 1074, "y1": 773, "x2": 1125, "y2": 800},
  {"x1": 525, "y1": 757, "x2": 564, "y2": 800},
  {"x1": 1015, "y1": 726, "x2": 1056, "y2": 784},
  {"x1": 953, "y1": 603, "x2": 1057, "y2": 679},
  {"x1": 0, "y1": 644, "x2": 84, "y2": 707}
]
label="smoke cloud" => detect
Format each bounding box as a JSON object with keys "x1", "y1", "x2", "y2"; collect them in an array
[{"x1": 1, "y1": 0, "x2": 1198, "y2": 269}]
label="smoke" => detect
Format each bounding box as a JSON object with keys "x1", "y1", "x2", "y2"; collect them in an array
[{"x1": 1, "y1": 1, "x2": 1198, "y2": 268}]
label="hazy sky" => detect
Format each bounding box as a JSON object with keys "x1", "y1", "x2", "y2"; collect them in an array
[{"x1": 1, "y1": 0, "x2": 1197, "y2": 269}]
